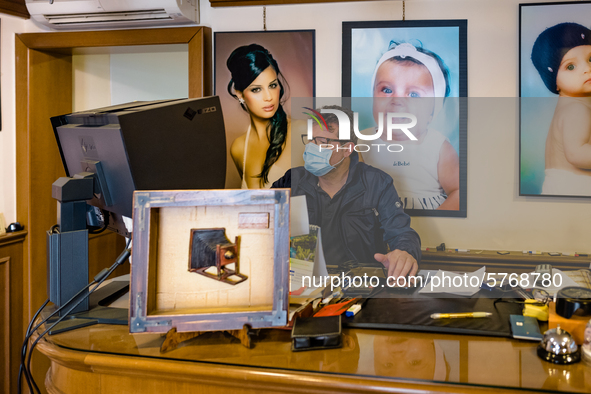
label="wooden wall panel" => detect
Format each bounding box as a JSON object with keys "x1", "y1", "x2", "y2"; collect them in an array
[
  {"x1": 188, "y1": 27, "x2": 212, "y2": 97},
  {"x1": 17, "y1": 27, "x2": 207, "y2": 52},
  {"x1": 0, "y1": 231, "x2": 25, "y2": 394},
  {"x1": 15, "y1": 35, "x2": 30, "y2": 325},
  {"x1": 0, "y1": 0, "x2": 29, "y2": 18},
  {"x1": 27, "y1": 49, "x2": 72, "y2": 318},
  {"x1": 1, "y1": 257, "x2": 10, "y2": 394},
  {"x1": 88, "y1": 233, "x2": 128, "y2": 280}
]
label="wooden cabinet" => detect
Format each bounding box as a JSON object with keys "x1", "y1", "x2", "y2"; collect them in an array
[
  {"x1": 0, "y1": 230, "x2": 25, "y2": 394},
  {"x1": 0, "y1": 0, "x2": 29, "y2": 18},
  {"x1": 210, "y1": 0, "x2": 369, "y2": 7}
]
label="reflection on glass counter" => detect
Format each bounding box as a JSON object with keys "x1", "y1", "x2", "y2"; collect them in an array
[{"x1": 40, "y1": 322, "x2": 591, "y2": 393}]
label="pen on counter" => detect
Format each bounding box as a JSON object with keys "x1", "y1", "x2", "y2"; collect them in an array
[
  {"x1": 430, "y1": 312, "x2": 492, "y2": 319},
  {"x1": 575, "y1": 253, "x2": 589, "y2": 257},
  {"x1": 455, "y1": 249, "x2": 469, "y2": 253}
]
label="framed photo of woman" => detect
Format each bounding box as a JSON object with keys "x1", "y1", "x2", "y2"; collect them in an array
[
  {"x1": 342, "y1": 20, "x2": 467, "y2": 218},
  {"x1": 520, "y1": 1, "x2": 591, "y2": 198},
  {"x1": 214, "y1": 30, "x2": 315, "y2": 189}
]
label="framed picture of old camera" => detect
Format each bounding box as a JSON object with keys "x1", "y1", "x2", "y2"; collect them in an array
[{"x1": 129, "y1": 189, "x2": 290, "y2": 334}]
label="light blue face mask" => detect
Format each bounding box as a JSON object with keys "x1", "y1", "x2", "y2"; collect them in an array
[{"x1": 303, "y1": 143, "x2": 344, "y2": 177}]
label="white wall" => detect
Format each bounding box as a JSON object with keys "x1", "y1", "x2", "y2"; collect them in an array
[
  {"x1": 2, "y1": 0, "x2": 589, "y2": 253},
  {"x1": 72, "y1": 51, "x2": 111, "y2": 111},
  {"x1": 0, "y1": 14, "x2": 27, "y2": 225},
  {"x1": 72, "y1": 45, "x2": 188, "y2": 111},
  {"x1": 0, "y1": 12, "x2": 46, "y2": 226},
  {"x1": 200, "y1": 0, "x2": 591, "y2": 253}
]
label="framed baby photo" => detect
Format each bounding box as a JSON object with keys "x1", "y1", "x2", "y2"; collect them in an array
[
  {"x1": 520, "y1": 2, "x2": 591, "y2": 198},
  {"x1": 342, "y1": 20, "x2": 468, "y2": 218},
  {"x1": 214, "y1": 30, "x2": 315, "y2": 189}
]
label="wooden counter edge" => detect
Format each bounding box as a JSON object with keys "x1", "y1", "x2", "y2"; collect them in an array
[
  {"x1": 37, "y1": 336, "x2": 531, "y2": 394},
  {"x1": 421, "y1": 250, "x2": 591, "y2": 271},
  {"x1": 0, "y1": 230, "x2": 27, "y2": 247}
]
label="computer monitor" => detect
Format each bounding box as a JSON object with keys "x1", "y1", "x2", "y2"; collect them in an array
[{"x1": 51, "y1": 97, "x2": 227, "y2": 236}]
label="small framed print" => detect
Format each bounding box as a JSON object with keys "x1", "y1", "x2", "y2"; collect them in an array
[{"x1": 129, "y1": 189, "x2": 290, "y2": 333}]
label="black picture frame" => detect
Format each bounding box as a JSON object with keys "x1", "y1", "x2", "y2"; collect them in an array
[
  {"x1": 519, "y1": 2, "x2": 591, "y2": 198},
  {"x1": 342, "y1": 20, "x2": 467, "y2": 218}
]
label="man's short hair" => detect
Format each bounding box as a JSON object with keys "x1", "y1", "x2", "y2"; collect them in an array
[{"x1": 318, "y1": 105, "x2": 358, "y2": 145}]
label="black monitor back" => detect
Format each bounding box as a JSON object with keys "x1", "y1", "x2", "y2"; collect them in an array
[{"x1": 51, "y1": 97, "x2": 226, "y2": 222}]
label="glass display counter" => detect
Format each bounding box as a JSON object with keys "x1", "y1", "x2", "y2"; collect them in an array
[{"x1": 35, "y1": 314, "x2": 591, "y2": 393}]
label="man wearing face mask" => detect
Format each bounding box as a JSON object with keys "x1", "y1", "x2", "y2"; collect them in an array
[{"x1": 272, "y1": 105, "x2": 421, "y2": 279}]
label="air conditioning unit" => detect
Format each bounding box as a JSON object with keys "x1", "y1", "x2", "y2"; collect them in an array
[{"x1": 26, "y1": 0, "x2": 199, "y2": 30}]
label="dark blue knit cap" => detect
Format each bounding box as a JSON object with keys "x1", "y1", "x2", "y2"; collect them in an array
[{"x1": 531, "y1": 22, "x2": 591, "y2": 94}]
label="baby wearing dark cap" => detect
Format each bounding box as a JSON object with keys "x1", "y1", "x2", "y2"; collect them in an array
[{"x1": 531, "y1": 22, "x2": 591, "y2": 195}]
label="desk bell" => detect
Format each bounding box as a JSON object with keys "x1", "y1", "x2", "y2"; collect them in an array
[{"x1": 538, "y1": 326, "x2": 581, "y2": 365}]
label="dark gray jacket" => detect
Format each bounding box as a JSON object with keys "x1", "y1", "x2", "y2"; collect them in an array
[{"x1": 272, "y1": 152, "x2": 421, "y2": 266}]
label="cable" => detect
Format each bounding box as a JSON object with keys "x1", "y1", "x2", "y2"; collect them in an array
[
  {"x1": 88, "y1": 223, "x2": 108, "y2": 234},
  {"x1": 26, "y1": 248, "x2": 130, "y2": 390},
  {"x1": 19, "y1": 221, "x2": 58, "y2": 393},
  {"x1": 18, "y1": 280, "x2": 97, "y2": 394},
  {"x1": 21, "y1": 243, "x2": 131, "y2": 393},
  {"x1": 19, "y1": 223, "x2": 60, "y2": 393},
  {"x1": 25, "y1": 234, "x2": 131, "y2": 342},
  {"x1": 18, "y1": 279, "x2": 97, "y2": 394},
  {"x1": 18, "y1": 299, "x2": 49, "y2": 394}
]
